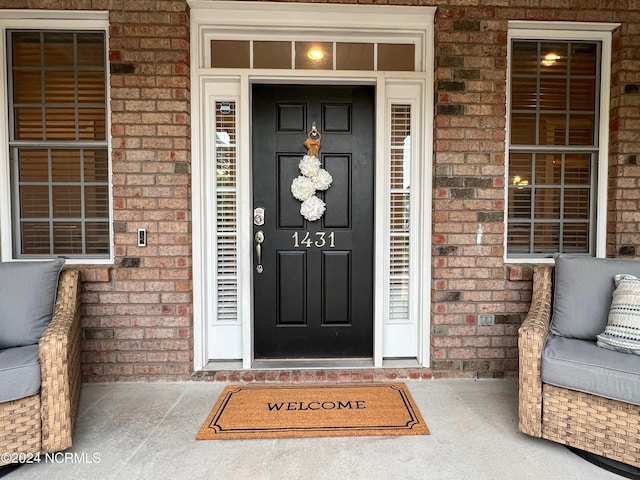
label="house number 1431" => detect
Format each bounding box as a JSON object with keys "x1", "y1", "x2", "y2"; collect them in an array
[{"x1": 292, "y1": 231, "x2": 335, "y2": 248}]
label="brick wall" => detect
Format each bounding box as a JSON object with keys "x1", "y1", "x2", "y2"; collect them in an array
[
  {"x1": 432, "y1": 7, "x2": 516, "y2": 379},
  {"x1": 609, "y1": 16, "x2": 640, "y2": 259},
  {"x1": 0, "y1": 0, "x2": 193, "y2": 381},
  {"x1": 98, "y1": 0, "x2": 192, "y2": 381},
  {"x1": 430, "y1": 2, "x2": 638, "y2": 379},
  {"x1": 2, "y1": 0, "x2": 639, "y2": 381}
]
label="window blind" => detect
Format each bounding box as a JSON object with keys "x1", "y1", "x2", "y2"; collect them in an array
[
  {"x1": 389, "y1": 105, "x2": 411, "y2": 321},
  {"x1": 215, "y1": 102, "x2": 238, "y2": 322},
  {"x1": 9, "y1": 31, "x2": 109, "y2": 258}
]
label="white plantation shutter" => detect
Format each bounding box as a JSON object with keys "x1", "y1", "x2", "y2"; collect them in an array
[
  {"x1": 389, "y1": 105, "x2": 411, "y2": 322},
  {"x1": 215, "y1": 102, "x2": 238, "y2": 322}
]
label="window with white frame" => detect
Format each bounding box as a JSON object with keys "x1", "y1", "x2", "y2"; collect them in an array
[
  {"x1": 214, "y1": 100, "x2": 238, "y2": 324},
  {"x1": 5, "y1": 29, "x2": 110, "y2": 259},
  {"x1": 506, "y1": 24, "x2": 615, "y2": 260},
  {"x1": 389, "y1": 104, "x2": 411, "y2": 322}
]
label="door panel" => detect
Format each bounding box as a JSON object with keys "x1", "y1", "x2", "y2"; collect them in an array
[
  {"x1": 322, "y1": 154, "x2": 351, "y2": 228},
  {"x1": 277, "y1": 154, "x2": 305, "y2": 229},
  {"x1": 277, "y1": 251, "x2": 306, "y2": 326},
  {"x1": 322, "y1": 251, "x2": 351, "y2": 326},
  {"x1": 252, "y1": 85, "x2": 374, "y2": 359}
]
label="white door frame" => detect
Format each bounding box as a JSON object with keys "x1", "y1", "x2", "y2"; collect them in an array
[{"x1": 189, "y1": 1, "x2": 435, "y2": 370}]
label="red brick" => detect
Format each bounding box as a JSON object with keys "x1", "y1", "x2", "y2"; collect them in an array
[{"x1": 9, "y1": 0, "x2": 635, "y2": 383}]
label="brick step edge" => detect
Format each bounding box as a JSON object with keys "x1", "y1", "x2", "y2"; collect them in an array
[{"x1": 191, "y1": 368, "x2": 436, "y2": 383}]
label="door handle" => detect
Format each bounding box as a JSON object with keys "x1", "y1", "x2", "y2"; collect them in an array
[{"x1": 255, "y1": 230, "x2": 264, "y2": 273}]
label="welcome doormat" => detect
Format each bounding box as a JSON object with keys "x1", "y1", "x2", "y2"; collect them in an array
[{"x1": 196, "y1": 382, "x2": 429, "y2": 440}]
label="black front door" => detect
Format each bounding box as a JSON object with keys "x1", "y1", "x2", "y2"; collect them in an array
[{"x1": 252, "y1": 85, "x2": 375, "y2": 359}]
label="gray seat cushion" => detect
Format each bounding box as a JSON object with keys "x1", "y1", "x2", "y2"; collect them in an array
[
  {"x1": 542, "y1": 333, "x2": 640, "y2": 406},
  {"x1": 0, "y1": 345, "x2": 40, "y2": 403},
  {"x1": 0, "y1": 258, "x2": 64, "y2": 349},
  {"x1": 550, "y1": 253, "x2": 640, "y2": 340}
]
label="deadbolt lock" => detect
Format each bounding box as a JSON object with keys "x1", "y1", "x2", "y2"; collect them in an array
[{"x1": 253, "y1": 207, "x2": 265, "y2": 226}]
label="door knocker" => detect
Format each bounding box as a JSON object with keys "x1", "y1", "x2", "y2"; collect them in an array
[{"x1": 290, "y1": 122, "x2": 333, "y2": 222}]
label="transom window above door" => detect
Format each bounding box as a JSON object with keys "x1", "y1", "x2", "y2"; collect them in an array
[{"x1": 210, "y1": 40, "x2": 416, "y2": 71}]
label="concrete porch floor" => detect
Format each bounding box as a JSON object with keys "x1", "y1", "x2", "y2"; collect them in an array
[{"x1": 5, "y1": 380, "x2": 619, "y2": 480}]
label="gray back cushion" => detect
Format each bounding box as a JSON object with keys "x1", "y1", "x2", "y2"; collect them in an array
[
  {"x1": 550, "y1": 254, "x2": 640, "y2": 340},
  {"x1": 0, "y1": 258, "x2": 65, "y2": 349}
]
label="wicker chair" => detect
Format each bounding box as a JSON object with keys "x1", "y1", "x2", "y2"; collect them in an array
[
  {"x1": 518, "y1": 265, "x2": 640, "y2": 468},
  {"x1": 0, "y1": 270, "x2": 82, "y2": 465}
]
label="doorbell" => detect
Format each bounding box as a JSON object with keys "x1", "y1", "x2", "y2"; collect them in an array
[{"x1": 138, "y1": 228, "x2": 147, "y2": 247}]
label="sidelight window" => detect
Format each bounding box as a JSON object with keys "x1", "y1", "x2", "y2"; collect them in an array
[
  {"x1": 389, "y1": 104, "x2": 411, "y2": 322},
  {"x1": 214, "y1": 101, "x2": 239, "y2": 323}
]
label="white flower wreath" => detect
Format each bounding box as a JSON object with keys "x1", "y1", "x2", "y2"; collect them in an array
[
  {"x1": 300, "y1": 195, "x2": 326, "y2": 222},
  {"x1": 290, "y1": 154, "x2": 332, "y2": 221},
  {"x1": 299, "y1": 155, "x2": 321, "y2": 177},
  {"x1": 291, "y1": 175, "x2": 316, "y2": 201},
  {"x1": 311, "y1": 168, "x2": 332, "y2": 191}
]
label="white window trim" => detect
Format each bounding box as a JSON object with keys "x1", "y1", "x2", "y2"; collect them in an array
[
  {"x1": 189, "y1": 1, "x2": 435, "y2": 370},
  {"x1": 505, "y1": 21, "x2": 619, "y2": 263},
  {"x1": 383, "y1": 81, "x2": 425, "y2": 359},
  {"x1": 0, "y1": 10, "x2": 113, "y2": 264}
]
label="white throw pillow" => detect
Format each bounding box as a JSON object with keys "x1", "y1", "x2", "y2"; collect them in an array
[{"x1": 597, "y1": 274, "x2": 640, "y2": 355}]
